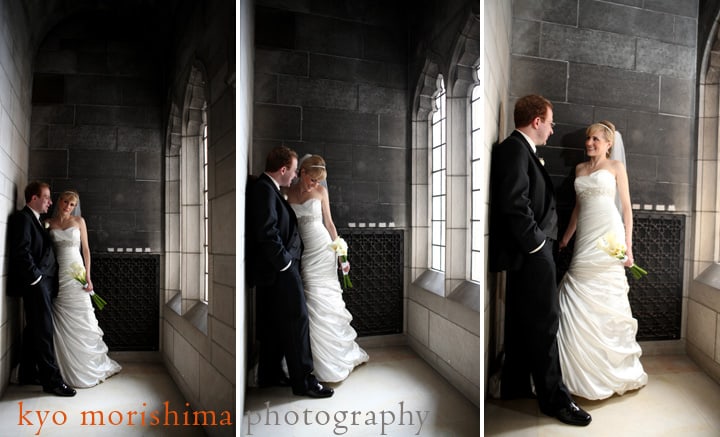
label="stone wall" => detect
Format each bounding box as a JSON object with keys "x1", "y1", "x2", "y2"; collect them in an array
[
  {"x1": 253, "y1": 0, "x2": 408, "y2": 228},
  {"x1": 687, "y1": 0, "x2": 720, "y2": 390},
  {"x1": 0, "y1": 0, "x2": 38, "y2": 397},
  {"x1": 510, "y1": 0, "x2": 698, "y2": 217},
  {"x1": 688, "y1": 269, "x2": 720, "y2": 385},
  {"x1": 30, "y1": 10, "x2": 165, "y2": 252},
  {"x1": 481, "y1": 0, "x2": 513, "y2": 402},
  {"x1": 30, "y1": 11, "x2": 165, "y2": 252}
]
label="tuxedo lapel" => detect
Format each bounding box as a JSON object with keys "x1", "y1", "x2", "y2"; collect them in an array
[
  {"x1": 23, "y1": 206, "x2": 45, "y2": 234},
  {"x1": 513, "y1": 131, "x2": 554, "y2": 189},
  {"x1": 261, "y1": 173, "x2": 297, "y2": 221},
  {"x1": 533, "y1": 149, "x2": 553, "y2": 186},
  {"x1": 260, "y1": 173, "x2": 283, "y2": 200}
]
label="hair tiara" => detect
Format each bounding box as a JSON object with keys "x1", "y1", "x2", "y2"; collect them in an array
[
  {"x1": 598, "y1": 122, "x2": 614, "y2": 135},
  {"x1": 310, "y1": 165, "x2": 326, "y2": 169}
]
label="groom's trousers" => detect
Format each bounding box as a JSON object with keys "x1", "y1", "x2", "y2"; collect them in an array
[
  {"x1": 20, "y1": 275, "x2": 63, "y2": 388},
  {"x1": 502, "y1": 240, "x2": 572, "y2": 414},
  {"x1": 256, "y1": 262, "x2": 314, "y2": 393}
]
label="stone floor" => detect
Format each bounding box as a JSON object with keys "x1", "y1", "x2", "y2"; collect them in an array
[
  {"x1": 484, "y1": 354, "x2": 720, "y2": 436},
  {"x1": 241, "y1": 344, "x2": 480, "y2": 436},
  {"x1": 0, "y1": 344, "x2": 481, "y2": 436},
  {"x1": 0, "y1": 354, "x2": 210, "y2": 437}
]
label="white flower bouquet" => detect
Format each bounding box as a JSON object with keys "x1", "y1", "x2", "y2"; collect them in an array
[
  {"x1": 328, "y1": 236, "x2": 353, "y2": 288},
  {"x1": 596, "y1": 232, "x2": 648, "y2": 279},
  {"x1": 70, "y1": 262, "x2": 108, "y2": 310}
]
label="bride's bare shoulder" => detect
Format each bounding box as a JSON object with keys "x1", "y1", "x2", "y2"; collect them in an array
[
  {"x1": 575, "y1": 161, "x2": 589, "y2": 176},
  {"x1": 609, "y1": 159, "x2": 626, "y2": 172},
  {"x1": 73, "y1": 215, "x2": 86, "y2": 227}
]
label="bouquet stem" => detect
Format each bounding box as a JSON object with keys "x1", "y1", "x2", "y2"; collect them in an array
[
  {"x1": 340, "y1": 255, "x2": 353, "y2": 288},
  {"x1": 90, "y1": 291, "x2": 108, "y2": 310},
  {"x1": 629, "y1": 264, "x2": 648, "y2": 280}
]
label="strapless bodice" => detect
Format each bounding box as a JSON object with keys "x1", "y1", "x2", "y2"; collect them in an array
[
  {"x1": 575, "y1": 169, "x2": 616, "y2": 201},
  {"x1": 291, "y1": 198, "x2": 323, "y2": 226},
  {"x1": 49, "y1": 227, "x2": 81, "y2": 249}
]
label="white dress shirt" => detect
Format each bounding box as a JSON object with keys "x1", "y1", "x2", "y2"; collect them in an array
[
  {"x1": 29, "y1": 206, "x2": 43, "y2": 285},
  {"x1": 515, "y1": 130, "x2": 546, "y2": 254},
  {"x1": 264, "y1": 173, "x2": 293, "y2": 272}
]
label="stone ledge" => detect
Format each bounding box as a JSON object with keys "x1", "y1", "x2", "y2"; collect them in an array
[{"x1": 695, "y1": 263, "x2": 720, "y2": 288}]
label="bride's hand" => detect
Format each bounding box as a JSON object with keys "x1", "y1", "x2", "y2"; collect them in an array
[
  {"x1": 340, "y1": 260, "x2": 350, "y2": 273},
  {"x1": 624, "y1": 250, "x2": 634, "y2": 268},
  {"x1": 85, "y1": 279, "x2": 94, "y2": 292}
]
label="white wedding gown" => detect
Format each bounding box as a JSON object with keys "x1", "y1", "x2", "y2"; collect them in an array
[
  {"x1": 50, "y1": 227, "x2": 121, "y2": 388},
  {"x1": 557, "y1": 169, "x2": 647, "y2": 400},
  {"x1": 291, "y1": 199, "x2": 369, "y2": 382}
]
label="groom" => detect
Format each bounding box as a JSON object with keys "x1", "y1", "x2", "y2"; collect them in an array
[
  {"x1": 7, "y1": 181, "x2": 76, "y2": 396},
  {"x1": 247, "y1": 146, "x2": 333, "y2": 398},
  {"x1": 488, "y1": 95, "x2": 590, "y2": 426}
]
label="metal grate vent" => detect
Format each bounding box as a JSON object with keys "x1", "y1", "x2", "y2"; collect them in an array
[
  {"x1": 92, "y1": 254, "x2": 160, "y2": 350},
  {"x1": 339, "y1": 230, "x2": 404, "y2": 336}
]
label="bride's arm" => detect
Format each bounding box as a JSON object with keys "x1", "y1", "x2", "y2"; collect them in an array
[
  {"x1": 78, "y1": 217, "x2": 94, "y2": 291},
  {"x1": 559, "y1": 200, "x2": 579, "y2": 251},
  {"x1": 559, "y1": 164, "x2": 581, "y2": 251},
  {"x1": 615, "y1": 161, "x2": 634, "y2": 267},
  {"x1": 319, "y1": 185, "x2": 338, "y2": 241},
  {"x1": 319, "y1": 186, "x2": 350, "y2": 273}
]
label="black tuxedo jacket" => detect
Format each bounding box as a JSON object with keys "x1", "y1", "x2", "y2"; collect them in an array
[
  {"x1": 7, "y1": 206, "x2": 58, "y2": 296},
  {"x1": 247, "y1": 173, "x2": 303, "y2": 287},
  {"x1": 488, "y1": 130, "x2": 558, "y2": 272}
]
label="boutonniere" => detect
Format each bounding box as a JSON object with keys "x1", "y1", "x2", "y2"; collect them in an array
[
  {"x1": 44, "y1": 221, "x2": 50, "y2": 229},
  {"x1": 538, "y1": 157, "x2": 545, "y2": 166},
  {"x1": 283, "y1": 194, "x2": 288, "y2": 201}
]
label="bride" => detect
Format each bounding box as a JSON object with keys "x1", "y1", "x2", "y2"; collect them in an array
[
  {"x1": 557, "y1": 121, "x2": 647, "y2": 400},
  {"x1": 284, "y1": 154, "x2": 369, "y2": 382},
  {"x1": 46, "y1": 190, "x2": 121, "y2": 388}
]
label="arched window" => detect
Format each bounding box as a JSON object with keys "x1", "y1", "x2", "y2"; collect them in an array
[
  {"x1": 430, "y1": 75, "x2": 447, "y2": 272},
  {"x1": 202, "y1": 123, "x2": 209, "y2": 302},
  {"x1": 470, "y1": 70, "x2": 481, "y2": 282},
  {"x1": 409, "y1": 11, "x2": 479, "y2": 300},
  {"x1": 163, "y1": 62, "x2": 209, "y2": 330}
]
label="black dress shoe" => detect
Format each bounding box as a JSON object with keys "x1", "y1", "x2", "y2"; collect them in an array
[
  {"x1": 554, "y1": 402, "x2": 591, "y2": 426},
  {"x1": 43, "y1": 383, "x2": 76, "y2": 397},
  {"x1": 294, "y1": 382, "x2": 334, "y2": 398}
]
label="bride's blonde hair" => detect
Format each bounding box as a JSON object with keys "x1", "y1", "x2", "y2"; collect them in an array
[
  {"x1": 299, "y1": 155, "x2": 327, "y2": 181},
  {"x1": 587, "y1": 120, "x2": 616, "y2": 158},
  {"x1": 53, "y1": 190, "x2": 81, "y2": 217}
]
